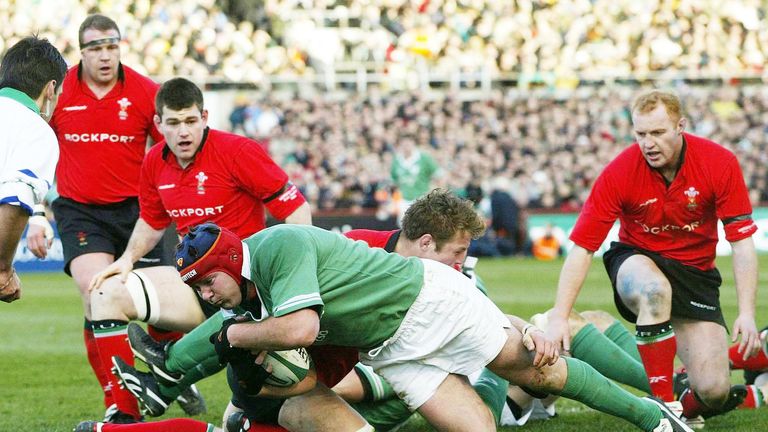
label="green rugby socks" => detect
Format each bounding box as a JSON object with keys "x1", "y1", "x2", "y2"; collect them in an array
[
  {"x1": 604, "y1": 319, "x2": 642, "y2": 362},
  {"x1": 571, "y1": 323, "x2": 650, "y2": 392},
  {"x1": 559, "y1": 357, "x2": 661, "y2": 431}
]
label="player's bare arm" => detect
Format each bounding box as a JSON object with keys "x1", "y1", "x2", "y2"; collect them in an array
[
  {"x1": 284, "y1": 201, "x2": 312, "y2": 225},
  {"x1": 730, "y1": 236, "x2": 760, "y2": 360},
  {"x1": 89, "y1": 218, "x2": 166, "y2": 290},
  {"x1": 548, "y1": 244, "x2": 594, "y2": 352},
  {"x1": 258, "y1": 367, "x2": 318, "y2": 399},
  {"x1": 227, "y1": 308, "x2": 320, "y2": 352}
]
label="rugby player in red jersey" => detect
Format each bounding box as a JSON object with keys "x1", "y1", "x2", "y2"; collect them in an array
[
  {"x1": 84, "y1": 77, "x2": 310, "y2": 421},
  {"x1": 39, "y1": 14, "x2": 173, "y2": 423},
  {"x1": 547, "y1": 89, "x2": 761, "y2": 428}
]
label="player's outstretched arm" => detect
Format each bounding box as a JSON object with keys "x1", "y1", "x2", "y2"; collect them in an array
[
  {"x1": 89, "y1": 218, "x2": 166, "y2": 291},
  {"x1": 547, "y1": 244, "x2": 594, "y2": 353},
  {"x1": 730, "y1": 236, "x2": 761, "y2": 360}
]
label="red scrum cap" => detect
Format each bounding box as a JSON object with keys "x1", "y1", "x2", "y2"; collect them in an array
[{"x1": 175, "y1": 223, "x2": 243, "y2": 286}]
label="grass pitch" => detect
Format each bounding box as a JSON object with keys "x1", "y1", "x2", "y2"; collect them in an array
[{"x1": 0, "y1": 255, "x2": 766, "y2": 431}]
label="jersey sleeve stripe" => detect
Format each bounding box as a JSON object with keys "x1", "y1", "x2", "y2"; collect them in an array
[
  {"x1": 263, "y1": 182, "x2": 291, "y2": 203},
  {"x1": 18, "y1": 169, "x2": 39, "y2": 179},
  {"x1": 273, "y1": 293, "x2": 323, "y2": 315},
  {"x1": 0, "y1": 196, "x2": 32, "y2": 214}
]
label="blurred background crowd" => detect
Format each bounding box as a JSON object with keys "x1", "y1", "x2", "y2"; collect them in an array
[
  {"x1": 2, "y1": 0, "x2": 767, "y2": 82},
  {"x1": 2, "y1": 0, "x2": 768, "y2": 255},
  {"x1": 247, "y1": 85, "x2": 768, "y2": 213}
]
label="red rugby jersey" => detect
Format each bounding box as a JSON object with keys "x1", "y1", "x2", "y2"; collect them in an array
[
  {"x1": 140, "y1": 128, "x2": 306, "y2": 238},
  {"x1": 571, "y1": 133, "x2": 756, "y2": 270},
  {"x1": 51, "y1": 64, "x2": 162, "y2": 204},
  {"x1": 344, "y1": 229, "x2": 400, "y2": 251}
]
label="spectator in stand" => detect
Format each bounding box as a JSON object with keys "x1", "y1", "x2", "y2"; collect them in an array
[
  {"x1": 489, "y1": 177, "x2": 524, "y2": 256},
  {"x1": 390, "y1": 133, "x2": 442, "y2": 224},
  {"x1": 532, "y1": 224, "x2": 563, "y2": 261}
]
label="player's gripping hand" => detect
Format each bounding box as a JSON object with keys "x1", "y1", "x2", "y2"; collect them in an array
[
  {"x1": 522, "y1": 324, "x2": 559, "y2": 368},
  {"x1": 89, "y1": 256, "x2": 134, "y2": 292},
  {"x1": 0, "y1": 268, "x2": 22, "y2": 303},
  {"x1": 210, "y1": 317, "x2": 252, "y2": 365},
  {"x1": 26, "y1": 212, "x2": 54, "y2": 259},
  {"x1": 230, "y1": 350, "x2": 272, "y2": 396},
  {"x1": 732, "y1": 314, "x2": 761, "y2": 361},
  {"x1": 545, "y1": 310, "x2": 572, "y2": 355}
]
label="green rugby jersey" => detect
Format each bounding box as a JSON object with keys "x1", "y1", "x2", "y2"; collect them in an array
[{"x1": 243, "y1": 225, "x2": 424, "y2": 349}]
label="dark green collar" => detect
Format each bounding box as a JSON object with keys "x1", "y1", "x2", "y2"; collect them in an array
[{"x1": 0, "y1": 88, "x2": 40, "y2": 114}]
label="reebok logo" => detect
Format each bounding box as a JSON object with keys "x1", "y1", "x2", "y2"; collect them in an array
[
  {"x1": 63, "y1": 105, "x2": 87, "y2": 111},
  {"x1": 639, "y1": 198, "x2": 658, "y2": 208},
  {"x1": 648, "y1": 376, "x2": 668, "y2": 384}
]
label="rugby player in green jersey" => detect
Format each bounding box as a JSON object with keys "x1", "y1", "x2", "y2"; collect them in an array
[{"x1": 172, "y1": 221, "x2": 692, "y2": 432}]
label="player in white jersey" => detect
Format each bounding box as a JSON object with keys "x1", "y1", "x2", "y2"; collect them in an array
[{"x1": 0, "y1": 36, "x2": 67, "y2": 302}]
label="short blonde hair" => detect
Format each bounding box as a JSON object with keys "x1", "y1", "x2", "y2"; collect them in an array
[{"x1": 631, "y1": 90, "x2": 683, "y2": 122}]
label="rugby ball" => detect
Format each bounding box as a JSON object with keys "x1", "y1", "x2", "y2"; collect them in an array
[{"x1": 263, "y1": 348, "x2": 311, "y2": 387}]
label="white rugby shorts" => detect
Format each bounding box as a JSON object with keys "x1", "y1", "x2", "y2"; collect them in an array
[{"x1": 359, "y1": 258, "x2": 510, "y2": 410}]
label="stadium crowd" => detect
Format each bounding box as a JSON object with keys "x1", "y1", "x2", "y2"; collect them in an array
[
  {"x1": 2, "y1": 0, "x2": 768, "y2": 213},
  {"x1": 1, "y1": 0, "x2": 768, "y2": 82},
  {"x1": 247, "y1": 84, "x2": 768, "y2": 213}
]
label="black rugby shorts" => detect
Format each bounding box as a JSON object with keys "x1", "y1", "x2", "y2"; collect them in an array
[
  {"x1": 603, "y1": 241, "x2": 725, "y2": 327},
  {"x1": 52, "y1": 196, "x2": 172, "y2": 275}
]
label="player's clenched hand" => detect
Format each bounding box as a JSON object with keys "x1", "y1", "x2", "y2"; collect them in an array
[
  {"x1": 522, "y1": 324, "x2": 559, "y2": 368},
  {"x1": 26, "y1": 215, "x2": 54, "y2": 259},
  {"x1": 732, "y1": 314, "x2": 761, "y2": 361},
  {"x1": 210, "y1": 317, "x2": 250, "y2": 365},
  {"x1": 0, "y1": 268, "x2": 22, "y2": 303},
  {"x1": 89, "y1": 256, "x2": 134, "y2": 292},
  {"x1": 544, "y1": 311, "x2": 571, "y2": 355},
  {"x1": 230, "y1": 350, "x2": 271, "y2": 396}
]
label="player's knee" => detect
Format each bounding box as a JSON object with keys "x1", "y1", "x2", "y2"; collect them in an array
[
  {"x1": 568, "y1": 310, "x2": 589, "y2": 336},
  {"x1": 581, "y1": 310, "x2": 616, "y2": 332},
  {"x1": 691, "y1": 376, "x2": 731, "y2": 407},
  {"x1": 617, "y1": 275, "x2": 671, "y2": 312},
  {"x1": 72, "y1": 273, "x2": 95, "y2": 300},
  {"x1": 494, "y1": 357, "x2": 564, "y2": 395},
  {"x1": 90, "y1": 277, "x2": 134, "y2": 320}
]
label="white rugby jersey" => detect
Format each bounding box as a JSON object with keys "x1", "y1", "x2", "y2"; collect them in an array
[{"x1": 0, "y1": 88, "x2": 58, "y2": 214}]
